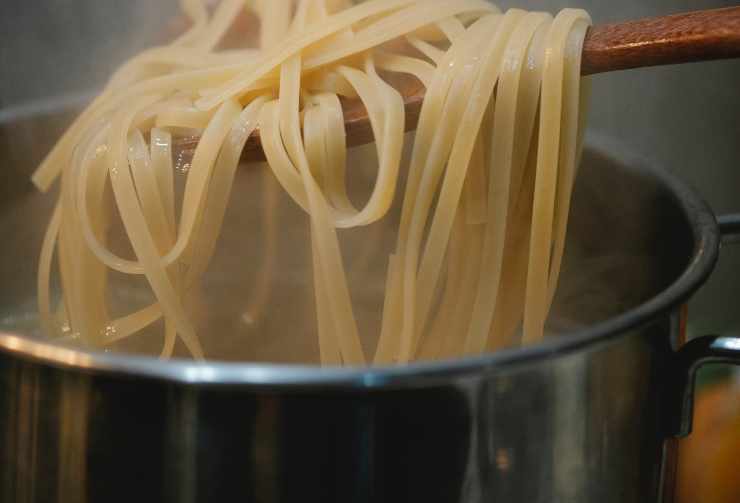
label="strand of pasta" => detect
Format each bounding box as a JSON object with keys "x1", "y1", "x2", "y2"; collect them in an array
[
  {"x1": 274, "y1": 1, "x2": 366, "y2": 364},
  {"x1": 382, "y1": 14, "x2": 499, "y2": 362},
  {"x1": 463, "y1": 12, "x2": 552, "y2": 355},
  {"x1": 522, "y1": 9, "x2": 590, "y2": 345},
  {"x1": 193, "y1": 0, "x2": 423, "y2": 109},
  {"x1": 546, "y1": 20, "x2": 591, "y2": 309},
  {"x1": 37, "y1": 203, "x2": 62, "y2": 339},
  {"x1": 397, "y1": 10, "x2": 523, "y2": 362},
  {"x1": 105, "y1": 95, "x2": 211, "y2": 358},
  {"x1": 486, "y1": 130, "x2": 538, "y2": 351},
  {"x1": 75, "y1": 98, "x2": 248, "y2": 276},
  {"x1": 195, "y1": 0, "x2": 495, "y2": 110},
  {"x1": 238, "y1": 0, "x2": 293, "y2": 328}
]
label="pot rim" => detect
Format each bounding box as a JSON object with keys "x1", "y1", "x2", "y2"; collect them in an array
[{"x1": 0, "y1": 131, "x2": 721, "y2": 389}]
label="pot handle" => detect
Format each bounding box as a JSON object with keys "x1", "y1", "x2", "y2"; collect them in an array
[
  {"x1": 672, "y1": 335, "x2": 740, "y2": 437},
  {"x1": 671, "y1": 213, "x2": 740, "y2": 437},
  {"x1": 717, "y1": 213, "x2": 740, "y2": 245}
]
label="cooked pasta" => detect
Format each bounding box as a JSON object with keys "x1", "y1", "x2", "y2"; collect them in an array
[{"x1": 34, "y1": 0, "x2": 591, "y2": 365}]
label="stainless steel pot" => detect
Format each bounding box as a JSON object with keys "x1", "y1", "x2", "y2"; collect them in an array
[{"x1": 0, "y1": 103, "x2": 739, "y2": 502}]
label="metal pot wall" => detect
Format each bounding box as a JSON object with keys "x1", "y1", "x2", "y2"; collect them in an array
[{"x1": 0, "y1": 114, "x2": 739, "y2": 502}]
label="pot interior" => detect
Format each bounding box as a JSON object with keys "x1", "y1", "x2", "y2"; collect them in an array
[{"x1": 0, "y1": 104, "x2": 695, "y2": 363}]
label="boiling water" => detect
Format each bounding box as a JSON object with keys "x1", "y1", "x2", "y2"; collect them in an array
[{"x1": 0, "y1": 128, "x2": 655, "y2": 364}]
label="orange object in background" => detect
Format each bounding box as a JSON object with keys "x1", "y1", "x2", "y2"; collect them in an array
[{"x1": 676, "y1": 376, "x2": 740, "y2": 503}]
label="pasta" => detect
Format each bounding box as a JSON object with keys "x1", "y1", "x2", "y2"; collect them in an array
[{"x1": 34, "y1": 0, "x2": 591, "y2": 365}]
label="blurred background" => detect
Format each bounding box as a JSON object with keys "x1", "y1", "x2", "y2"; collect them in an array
[{"x1": 0, "y1": 0, "x2": 738, "y2": 501}]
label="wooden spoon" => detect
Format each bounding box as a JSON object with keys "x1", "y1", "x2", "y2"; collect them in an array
[{"x1": 177, "y1": 6, "x2": 740, "y2": 161}]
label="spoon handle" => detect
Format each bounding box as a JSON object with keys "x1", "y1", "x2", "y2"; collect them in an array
[
  {"x1": 176, "y1": 6, "x2": 740, "y2": 161},
  {"x1": 582, "y1": 6, "x2": 740, "y2": 75}
]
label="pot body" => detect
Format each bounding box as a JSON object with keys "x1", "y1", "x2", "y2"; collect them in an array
[{"x1": 0, "y1": 316, "x2": 686, "y2": 503}]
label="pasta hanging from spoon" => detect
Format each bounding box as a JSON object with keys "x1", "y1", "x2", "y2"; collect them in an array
[{"x1": 34, "y1": 0, "x2": 591, "y2": 365}]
